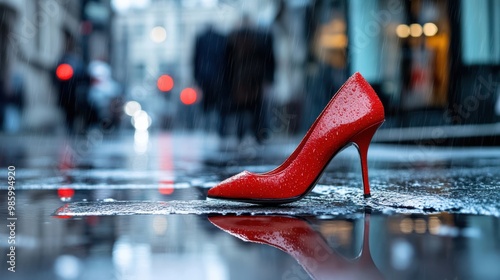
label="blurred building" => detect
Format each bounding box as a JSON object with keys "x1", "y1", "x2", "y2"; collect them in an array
[
  {"x1": 2, "y1": 0, "x2": 499, "y2": 137},
  {"x1": 112, "y1": 0, "x2": 281, "y2": 129},
  {"x1": 0, "y1": 0, "x2": 113, "y2": 132},
  {"x1": 81, "y1": 0, "x2": 114, "y2": 63},
  {"x1": 307, "y1": 0, "x2": 500, "y2": 130},
  {"x1": 0, "y1": 0, "x2": 82, "y2": 131}
]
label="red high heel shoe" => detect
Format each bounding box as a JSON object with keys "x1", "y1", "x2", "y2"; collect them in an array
[
  {"x1": 207, "y1": 72, "x2": 385, "y2": 204},
  {"x1": 208, "y1": 215, "x2": 383, "y2": 280}
]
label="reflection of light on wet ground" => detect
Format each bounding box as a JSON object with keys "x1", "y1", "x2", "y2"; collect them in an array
[
  {"x1": 114, "y1": 240, "x2": 134, "y2": 274},
  {"x1": 158, "y1": 133, "x2": 175, "y2": 196},
  {"x1": 158, "y1": 180, "x2": 175, "y2": 195},
  {"x1": 399, "y1": 218, "x2": 433, "y2": 234},
  {"x1": 6, "y1": 134, "x2": 500, "y2": 219},
  {"x1": 134, "y1": 130, "x2": 149, "y2": 154},
  {"x1": 400, "y1": 218, "x2": 413, "y2": 234},
  {"x1": 111, "y1": 223, "x2": 229, "y2": 280},
  {"x1": 391, "y1": 239, "x2": 414, "y2": 270},
  {"x1": 204, "y1": 249, "x2": 229, "y2": 280},
  {"x1": 153, "y1": 216, "x2": 168, "y2": 235},
  {"x1": 3, "y1": 132, "x2": 500, "y2": 279},
  {"x1": 131, "y1": 110, "x2": 152, "y2": 131},
  {"x1": 429, "y1": 216, "x2": 441, "y2": 234},
  {"x1": 113, "y1": 238, "x2": 133, "y2": 269},
  {"x1": 58, "y1": 187, "x2": 75, "y2": 202},
  {"x1": 319, "y1": 220, "x2": 354, "y2": 247},
  {"x1": 414, "y1": 219, "x2": 426, "y2": 234},
  {"x1": 390, "y1": 215, "x2": 482, "y2": 239},
  {"x1": 113, "y1": 239, "x2": 152, "y2": 279},
  {"x1": 54, "y1": 255, "x2": 81, "y2": 279}
]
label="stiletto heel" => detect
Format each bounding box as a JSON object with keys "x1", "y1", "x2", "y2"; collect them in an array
[
  {"x1": 207, "y1": 72, "x2": 385, "y2": 204},
  {"x1": 351, "y1": 122, "x2": 383, "y2": 198}
]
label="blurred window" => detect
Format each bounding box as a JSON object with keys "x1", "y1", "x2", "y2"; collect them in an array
[{"x1": 461, "y1": 0, "x2": 500, "y2": 64}]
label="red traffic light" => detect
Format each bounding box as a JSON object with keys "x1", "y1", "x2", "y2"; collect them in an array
[
  {"x1": 180, "y1": 88, "x2": 197, "y2": 105},
  {"x1": 157, "y1": 75, "x2": 174, "y2": 92},
  {"x1": 56, "y1": 63, "x2": 74, "y2": 81}
]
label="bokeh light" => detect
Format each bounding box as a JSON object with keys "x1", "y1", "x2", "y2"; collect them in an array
[
  {"x1": 124, "y1": 101, "x2": 141, "y2": 116},
  {"x1": 157, "y1": 75, "x2": 174, "y2": 92},
  {"x1": 180, "y1": 88, "x2": 197, "y2": 105},
  {"x1": 131, "y1": 110, "x2": 152, "y2": 130},
  {"x1": 410, "y1": 23, "x2": 423, "y2": 37},
  {"x1": 396, "y1": 24, "x2": 411, "y2": 38},
  {"x1": 56, "y1": 64, "x2": 74, "y2": 81},
  {"x1": 423, "y1": 22, "x2": 438, "y2": 36},
  {"x1": 150, "y1": 26, "x2": 167, "y2": 43}
]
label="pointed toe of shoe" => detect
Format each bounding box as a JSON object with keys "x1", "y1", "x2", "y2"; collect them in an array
[
  {"x1": 207, "y1": 170, "x2": 302, "y2": 203},
  {"x1": 207, "y1": 183, "x2": 228, "y2": 198},
  {"x1": 207, "y1": 171, "x2": 253, "y2": 200}
]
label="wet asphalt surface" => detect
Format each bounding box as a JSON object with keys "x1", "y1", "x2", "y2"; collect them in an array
[{"x1": 1, "y1": 131, "x2": 500, "y2": 280}]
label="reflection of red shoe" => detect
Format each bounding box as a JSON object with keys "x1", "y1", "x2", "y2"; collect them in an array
[
  {"x1": 208, "y1": 215, "x2": 382, "y2": 280},
  {"x1": 208, "y1": 72, "x2": 385, "y2": 204}
]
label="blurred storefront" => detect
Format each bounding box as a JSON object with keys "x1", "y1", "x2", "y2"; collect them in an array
[{"x1": 306, "y1": 0, "x2": 500, "y2": 131}]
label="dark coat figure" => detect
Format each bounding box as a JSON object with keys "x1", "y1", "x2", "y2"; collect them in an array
[
  {"x1": 54, "y1": 53, "x2": 92, "y2": 133},
  {"x1": 226, "y1": 26, "x2": 275, "y2": 142},
  {"x1": 193, "y1": 26, "x2": 229, "y2": 112}
]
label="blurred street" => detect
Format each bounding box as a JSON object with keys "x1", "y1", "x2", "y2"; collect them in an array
[
  {"x1": 1, "y1": 0, "x2": 500, "y2": 279},
  {"x1": 1, "y1": 131, "x2": 500, "y2": 279}
]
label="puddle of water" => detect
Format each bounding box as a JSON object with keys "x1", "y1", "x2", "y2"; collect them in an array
[{"x1": 4, "y1": 203, "x2": 500, "y2": 280}]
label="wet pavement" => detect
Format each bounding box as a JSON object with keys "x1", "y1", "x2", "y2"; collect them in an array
[{"x1": 1, "y1": 131, "x2": 500, "y2": 280}]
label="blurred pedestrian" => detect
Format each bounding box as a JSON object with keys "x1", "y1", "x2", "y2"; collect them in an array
[
  {"x1": 53, "y1": 31, "x2": 91, "y2": 134},
  {"x1": 54, "y1": 53, "x2": 91, "y2": 133},
  {"x1": 88, "y1": 60, "x2": 122, "y2": 129},
  {"x1": 193, "y1": 24, "x2": 229, "y2": 136},
  {"x1": 226, "y1": 16, "x2": 275, "y2": 144}
]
